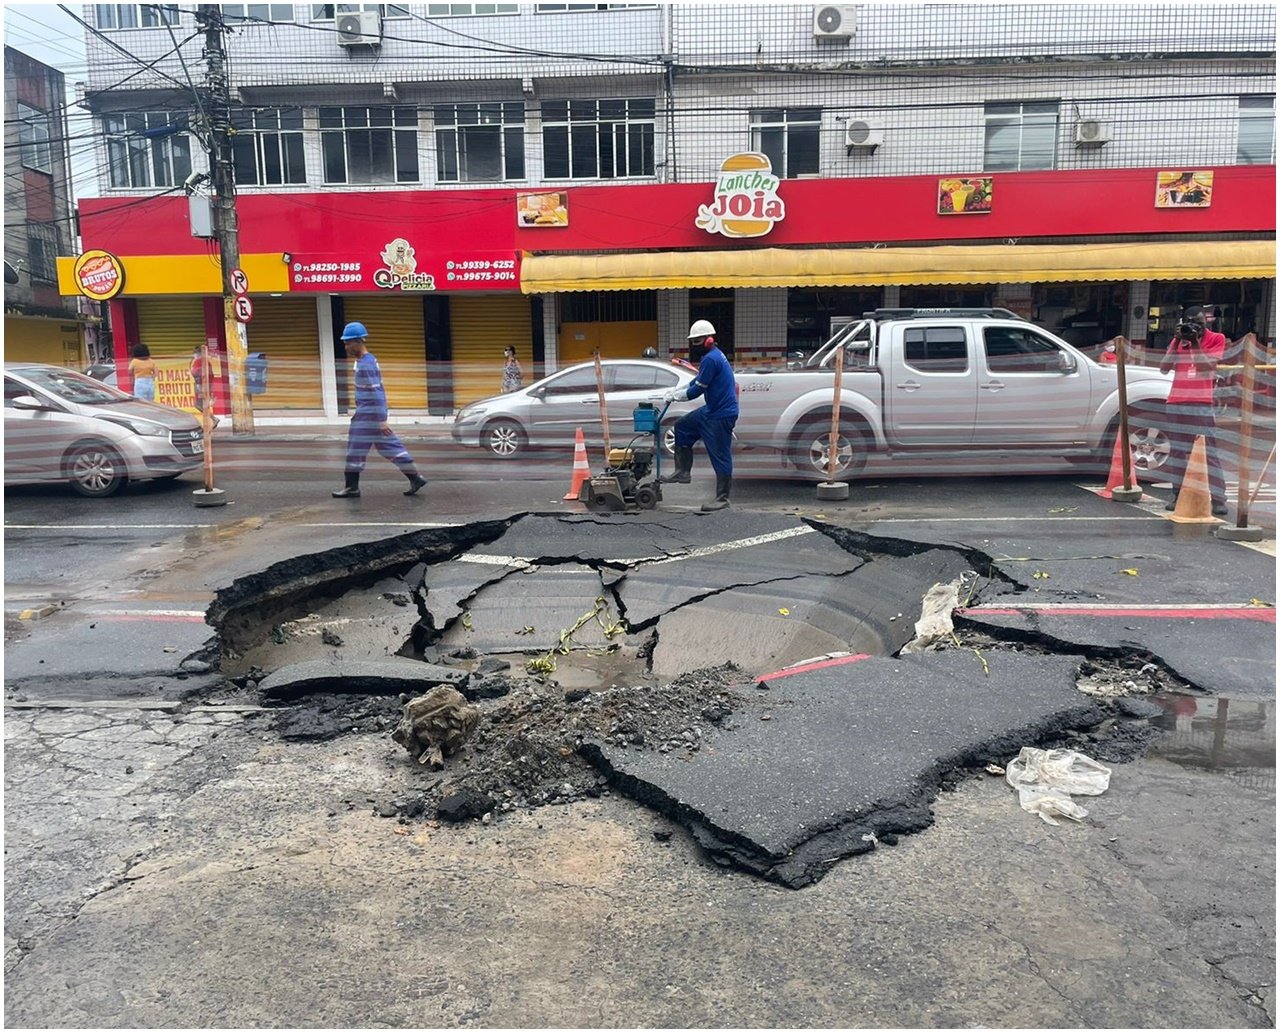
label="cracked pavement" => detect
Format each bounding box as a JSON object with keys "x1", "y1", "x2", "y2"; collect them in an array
[{"x1": 4, "y1": 486, "x2": 1275, "y2": 1027}]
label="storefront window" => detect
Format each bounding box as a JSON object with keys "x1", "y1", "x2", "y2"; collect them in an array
[
  {"x1": 541, "y1": 99, "x2": 655, "y2": 179},
  {"x1": 435, "y1": 102, "x2": 525, "y2": 182},
  {"x1": 786, "y1": 288, "x2": 880, "y2": 363},
  {"x1": 1147, "y1": 280, "x2": 1272, "y2": 352},
  {"x1": 320, "y1": 106, "x2": 419, "y2": 184},
  {"x1": 1030, "y1": 283, "x2": 1125, "y2": 357},
  {"x1": 983, "y1": 101, "x2": 1059, "y2": 171},
  {"x1": 750, "y1": 108, "x2": 820, "y2": 178},
  {"x1": 689, "y1": 289, "x2": 733, "y2": 361}
]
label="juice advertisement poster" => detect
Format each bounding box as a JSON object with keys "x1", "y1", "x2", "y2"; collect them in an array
[{"x1": 938, "y1": 177, "x2": 994, "y2": 215}]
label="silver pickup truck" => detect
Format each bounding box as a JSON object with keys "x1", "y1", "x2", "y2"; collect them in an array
[{"x1": 735, "y1": 308, "x2": 1174, "y2": 479}]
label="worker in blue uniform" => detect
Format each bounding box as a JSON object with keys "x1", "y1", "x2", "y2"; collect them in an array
[
  {"x1": 658, "y1": 319, "x2": 738, "y2": 511},
  {"x1": 331, "y1": 321, "x2": 428, "y2": 498}
]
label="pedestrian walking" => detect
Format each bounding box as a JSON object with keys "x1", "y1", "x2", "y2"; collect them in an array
[
  {"x1": 331, "y1": 321, "x2": 428, "y2": 498},
  {"x1": 1159, "y1": 304, "x2": 1228, "y2": 516},
  {"x1": 502, "y1": 345, "x2": 523, "y2": 393},
  {"x1": 658, "y1": 319, "x2": 738, "y2": 511},
  {"x1": 128, "y1": 344, "x2": 157, "y2": 402}
]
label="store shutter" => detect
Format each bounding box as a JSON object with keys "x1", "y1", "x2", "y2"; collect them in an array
[
  {"x1": 342, "y1": 295, "x2": 427, "y2": 410},
  {"x1": 134, "y1": 298, "x2": 206, "y2": 359},
  {"x1": 450, "y1": 294, "x2": 533, "y2": 406},
  {"x1": 242, "y1": 296, "x2": 322, "y2": 409}
]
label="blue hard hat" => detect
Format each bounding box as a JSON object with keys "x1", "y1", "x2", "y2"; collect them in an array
[{"x1": 341, "y1": 321, "x2": 368, "y2": 341}]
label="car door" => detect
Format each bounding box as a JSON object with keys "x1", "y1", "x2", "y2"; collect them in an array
[
  {"x1": 885, "y1": 325, "x2": 977, "y2": 445},
  {"x1": 974, "y1": 325, "x2": 1093, "y2": 444},
  {"x1": 4, "y1": 375, "x2": 76, "y2": 481},
  {"x1": 527, "y1": 365, "x2": 607, "y2": 445},
  {"x1": 604, "y1": 363, "x2": 681, "y2": 443}
]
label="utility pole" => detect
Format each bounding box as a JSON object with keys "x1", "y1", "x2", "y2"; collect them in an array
[{"x1": 197, "y1": 4, "x2": 254, "y2": 435}]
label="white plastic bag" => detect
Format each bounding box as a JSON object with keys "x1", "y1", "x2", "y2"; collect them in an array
[
  {"x1": 900, "y1": 578, "x2": 962, "y2": 653},
  {"x1": 1005, "y1": 747, "x2": 1111, "y2": 825}
]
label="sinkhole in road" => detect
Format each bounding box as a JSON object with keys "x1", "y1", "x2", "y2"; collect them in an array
[{"x1": 207, "y1": 512, "x2": 1188, "y2": 886}]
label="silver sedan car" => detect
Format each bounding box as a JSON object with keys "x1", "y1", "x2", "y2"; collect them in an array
[
  {"x1": 452, "y1": 358, "x2": 698, "y2": 459},
  {"x1": 4, "y1": 362, "x2": 205, "y2": 497}
]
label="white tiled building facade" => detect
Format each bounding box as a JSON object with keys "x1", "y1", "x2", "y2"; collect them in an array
[{"x1": 71, "y1": 3, "x2": 1275, "y2": 414}]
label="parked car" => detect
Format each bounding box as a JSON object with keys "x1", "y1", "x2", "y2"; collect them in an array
[
  {"x1": 733, "y1": 309, "x2": 1175, "y2": 479},
  {"x1": 4, "y1": 362, "x2": 204, "y2": 497},
  {"x1": 452, "y1": 358, "x2": 698, "y2": 459},
  {"x1": 84, "y1": 363, "x2": 119, "y2": 389}
]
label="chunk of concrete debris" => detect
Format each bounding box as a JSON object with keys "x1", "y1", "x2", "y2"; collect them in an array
[
  {"x1": 257, "y1": 658, "x2": 467, "y2": 701},
  {"x1": 437, "y1": 789, "x2": 495, "y2": 823},
  {"x1": 392, "y1": 685, "x2": 480, "y2": 769}
]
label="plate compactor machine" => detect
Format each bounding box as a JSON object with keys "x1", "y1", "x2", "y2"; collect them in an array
[{"x1": 579, "y1": 401, "x2": 672, "y2": 513}]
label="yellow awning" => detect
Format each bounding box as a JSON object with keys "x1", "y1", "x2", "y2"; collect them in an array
[{"x1": 521, "y1": 240, "x2": 1277, "y2": 293}]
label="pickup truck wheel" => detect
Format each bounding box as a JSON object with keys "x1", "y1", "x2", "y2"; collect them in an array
[
  {"x1": 1128, "y1": 425, "x2": 1171, "y2": 473},
  {"x1": 791, "y1": 417, "x2": 867, "y2": 480}
]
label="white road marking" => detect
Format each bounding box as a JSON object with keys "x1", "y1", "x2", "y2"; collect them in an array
[
  {"x1": 5, "y1": 521, "x2": 460, "y2": 531},
  {"x1": 457, "y1": 526, "x2": 819, "y2": 569}
]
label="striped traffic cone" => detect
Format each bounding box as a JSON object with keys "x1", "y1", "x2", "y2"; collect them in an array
[{"x1": 564, "y1": 427, "x2": 591, "y2": 501}]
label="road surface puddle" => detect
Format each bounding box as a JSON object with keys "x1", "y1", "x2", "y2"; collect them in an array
[{"x1": 1147, "y1": 693, "x2": 1275, "y2": 792}]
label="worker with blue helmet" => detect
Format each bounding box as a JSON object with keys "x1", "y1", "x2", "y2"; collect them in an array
[{"x1": 331, "y1": 321, "x2": 428, "y2": 498}]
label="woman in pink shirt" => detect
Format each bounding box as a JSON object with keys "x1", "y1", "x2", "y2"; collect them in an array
[{"x1": 1159, "y1": 305, "x2": 1227, "y2": 516}]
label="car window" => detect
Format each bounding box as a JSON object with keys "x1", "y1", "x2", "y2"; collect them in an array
[
  {"x1": 16, "y1": 367, "x2": 129, "y2": 405},
  {"x1": 984, "y1": 327, "x2": 1064, "y2": 373},
  {"x1": 541, "y1": 367, "x2": 599, "y2": 396},
  {"x1": 4, "y1": 377, "x2": 31, "y2": 407},
  {"x1": 609, "y1": 365, "x2": 677, "y2": 392},
  {"x1": 903, "y1": 327, "x2": 969, "y2": 373}
]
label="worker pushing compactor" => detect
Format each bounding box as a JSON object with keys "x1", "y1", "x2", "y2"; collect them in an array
[{"x1": 659, "y1": 320, "x2": 738, "y2": 512}]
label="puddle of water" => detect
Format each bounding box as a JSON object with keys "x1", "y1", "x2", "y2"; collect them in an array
[{"x1": 1148, "y1": 693, "x2": 1275, "y2": 792}]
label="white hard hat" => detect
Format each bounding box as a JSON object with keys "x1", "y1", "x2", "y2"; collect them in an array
[{"x1": 687, "y1": 319, "x2": 716, "y2": 339}]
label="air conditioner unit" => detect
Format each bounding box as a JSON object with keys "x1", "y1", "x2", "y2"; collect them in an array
[
  {"x1": 1074, "y1": 119, "x2": 1112, "y2": 147},
  {"x1": 844, "y1": 118, "x2": 883, "y2": 153},
  {"x1": 813, "y1": 5, "x2": 857, "y2": 38},
  {"x1": 337, "y1": 10, "x2": 382, "y2": 46}
]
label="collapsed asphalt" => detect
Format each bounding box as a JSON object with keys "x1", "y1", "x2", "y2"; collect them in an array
[{"x1": 204, "y1": 509, "x2": 1268, "y2": 886}]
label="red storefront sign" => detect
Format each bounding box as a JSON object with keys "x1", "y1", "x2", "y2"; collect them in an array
[
  {"x1": 289, "y1": 246, "x2": 518, "y2": 292},
  {"x1": 74, "y1": 166, "x2": 1274, "y2": 285}
]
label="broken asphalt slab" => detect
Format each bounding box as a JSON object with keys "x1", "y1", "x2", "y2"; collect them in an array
[
  {"x1": 645, "y1": 547, "x2": 973, "y2": 678},
  {"x1": 257, "y1": 658, "x2": 467, "y2": 702},
  {"x1": 957, "y1": 606, "x2": 1276, "y2": 700},
  {"x1": 583, "y1": 651, "x2": 1101, "y2": 888}
]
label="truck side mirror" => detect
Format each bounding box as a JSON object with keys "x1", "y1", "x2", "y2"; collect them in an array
[{"x1": 1057, "y1": 352, "x2": 1077, "y2": 373}]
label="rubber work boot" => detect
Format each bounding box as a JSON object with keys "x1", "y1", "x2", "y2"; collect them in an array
[
  {"x1": 701, "y1": 474, "x2": 732, "y2": 512},
  {"x1": 659, "y1": 445, "x2": 693, "y2": 484},
  {"x1": 332, "y1": 471, "x2": 361, "y2": 498},
  {"x1": 403, "y1": 468, "x2": 428, "y2": 496}
]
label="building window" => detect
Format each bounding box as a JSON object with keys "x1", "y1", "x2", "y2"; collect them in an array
[
  {"x1": 536, "y1": 4, "x2": 656, "y2": 10},
  {"x1": 94, "y1": 5, "x2": 179, "y2": 28},
  {"x1": 427, "y1": 3, "x2": 519, "y2": 13},
  {"x1": 312, "y1": 4, "x2": 409, "y2": 17},
  {"x1": 221, "y1": 5, "x2": 296, "y2": 22},
  {"x1": 984, "y1": 100, "x2": 1059, "y2": 171},
  {"x1": 542, "y1": 98, "x2": 655, "y2": 180},
  {"x1": 232, "y1": 109, "x2": 307, "y2": 185},
  {"x1": 17, "y1": 103, "x2": 53, "y2": 174},
  {"x1": 749, "y1": 107, "x2": 820, "y2": 178},
  {"x1": 320, "y1": 106, "x2": 419, "y2": 184},
  {"x1": 103, "y1": 111, "x2": 192, "y2": 188},
  {"x1": 1238, "y1": 96, "x2": 1275, "y2": 165},
  {"x1": 27, "y1": 223, "x2": 61, "y2": 284},
  {"x1": 434, "y1": 102, "x2": 524, "y2": 182}
]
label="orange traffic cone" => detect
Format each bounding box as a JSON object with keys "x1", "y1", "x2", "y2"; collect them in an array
[
  {"x1": 564, "y1": 427, "x2": 591, "y2": 501},
  {"x1": 1101, "y1": 432, "x2": 1137, "y2": 499},
  {"x1": 1167, "y1": 435, "x2": 1218, "y2": 523}
]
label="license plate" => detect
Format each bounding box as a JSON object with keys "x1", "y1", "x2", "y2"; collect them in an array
[{"x1": 191, "y1": 439, "x2": 205, "y2": 455}]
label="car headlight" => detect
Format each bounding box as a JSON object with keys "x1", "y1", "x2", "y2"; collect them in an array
[
  {"x1": 97, "y1": 414, "x2": 169, "y2": 437},
  {"x1": 457, "y1": 405, "x2": 488, "y2": 421}
]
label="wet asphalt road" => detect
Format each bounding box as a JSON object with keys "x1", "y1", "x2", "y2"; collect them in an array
[{"x1": 4, "y1": 431, "x2": 1276, "y2": 1027}]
